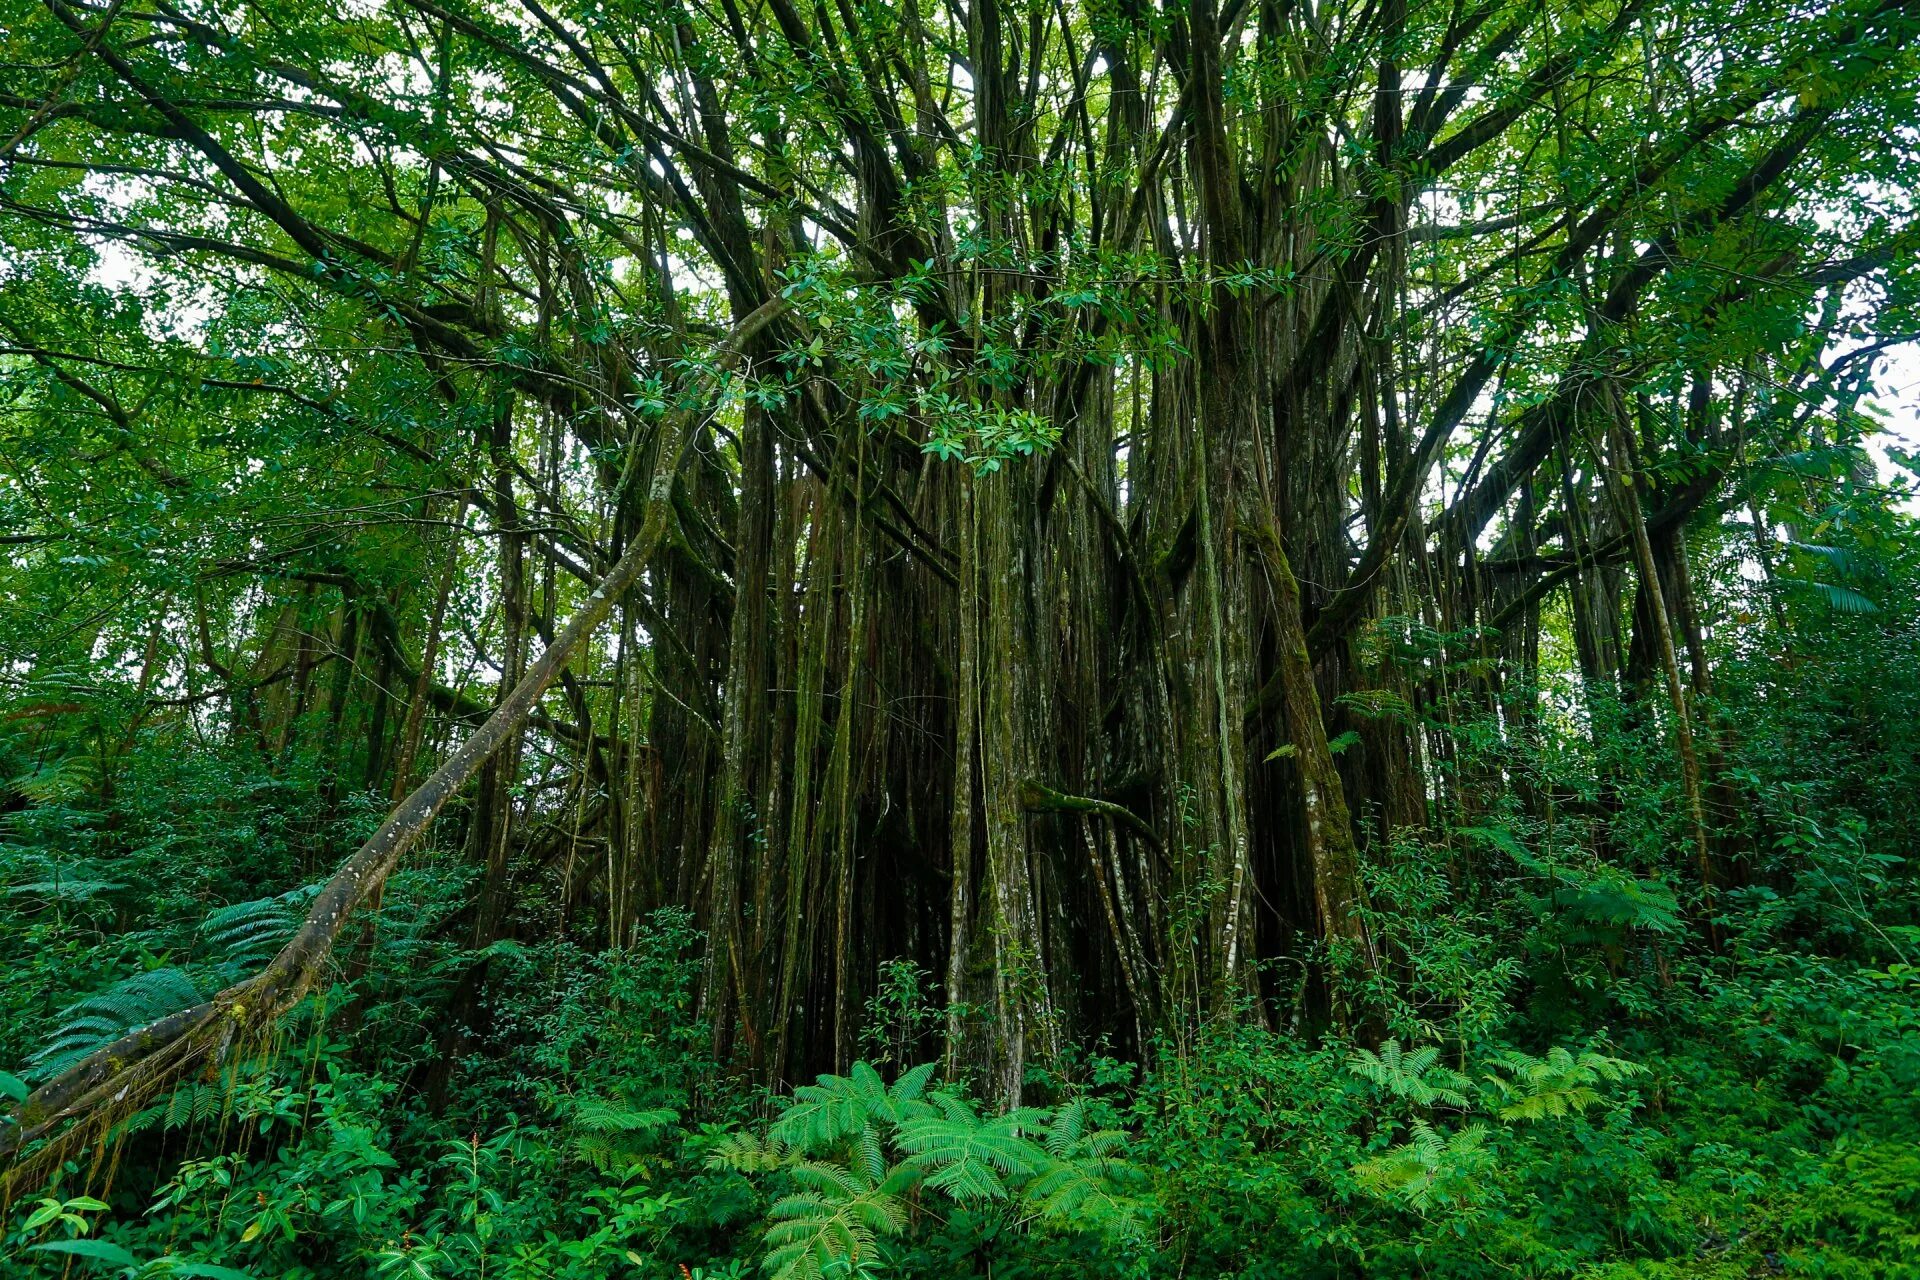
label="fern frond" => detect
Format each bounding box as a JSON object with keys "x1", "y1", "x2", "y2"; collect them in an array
[
  {"x1": 1025, "y1": 1155, "x2": 1132, "y2": 1225},
  {"x1": 10, "y1": 754, "x2": 98, "y2": 804},
  {"x1": 895, "y1": 1112, "x2": 1049, "y2": 1202},
  {"x1": 1352, "y1": 1121, "x2": 1493, "y2": 1210},
  {"x1": 927, "y1": 1090, "x2": 979, "y2": 1125},
  {"x1": 771, "y1": 1064, "x2": 890, "y2": 1154},
  {"x1": 887, "y1": 1061, "x2": 938, "y2": 1109},
  {"x1": 1347, "y1": 1039, "x2": 1471, "y2": 1108},
  {"x1": 562, "y1": 1094, "x2": 678, "y2": 1172},
  {"x1": 201, "y1": 883, "x2": 320, "y2": 970},
  {"x1": 29, "y1": 967, "x2": 207, "y2": 1079},
  {"x1": 1483, "y1": 1046, "x2": 1645, "y2": 1122},
  {"x1": 166, "y1": 1082, "x2": 224, "y2": 1129},
  {"x1": 573, "y1": 1135, "x2": 625, "y2": 1174},
  {"x1": 762, "y1": 1161, "x2": 908, "y2": 1280},
  {"x1": 4, "y1": 879, "x2": 126, "y2": 903},
  {"x1": 569, "y1": 1096, "x2": 678, "y2": 1133},
  {"x1": 1044, "y1": 1098, "x2": 1088, "y2": 1158},
  {"x1": 707, "y1": 1130, "x2": 790, "y2": 1173},
  {"x1": 1025, "y1": 1105, "x2": 1139, "y2": 1231}
]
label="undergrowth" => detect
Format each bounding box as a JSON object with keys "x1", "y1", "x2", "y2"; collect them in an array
[{"x1": 3, "y1": 593, "x2": 1917, "y2": 1279}]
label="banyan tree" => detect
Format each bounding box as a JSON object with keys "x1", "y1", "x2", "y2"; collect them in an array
[{"x1": 1, "y1": 0, "x2": 1916, "y2": 1154}]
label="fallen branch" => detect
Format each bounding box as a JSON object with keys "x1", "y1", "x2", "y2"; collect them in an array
[{"x1": 0, "y1": 296, "x2": 787, "y2": 1181}]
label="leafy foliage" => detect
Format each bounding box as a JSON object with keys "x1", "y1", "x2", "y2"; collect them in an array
[
  {"x1": 712, "y1": 1061, "x2": 1138, "y2": 1277},
  {"x1": 1346, "y1": 1040, "x2": 1472, "y2": 1110},
  {"x1": 0, "y1": 0, "x2": 1918, "y2": 1274},
  {"x1": 200, "y1": 885, "x2": 321, "y2": 972},
  {"x1": 28, "y1": 967, "x2": 206, "y2": 1081},
  {"x1": 1482, "y1": 1047, "x2": 1646, "y2": 1122}
]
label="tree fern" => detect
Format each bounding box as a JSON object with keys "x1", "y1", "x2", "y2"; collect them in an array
[
  {"x1": 1041, "y1": 1098, "x2": 1130, "y2": 1167},
  {"x1": 1549, "y1": 872, "x2": 1682, "y2": 937},
  {"x1": 1482, "y1": 1046, "x2": 1644, "y2": 1121},
  {"x1": 740, "y1": 1063, "x2": 1137, "y2": 1274},
  {"x1": 1346, "y1": 1039, "x2": 1472, "y2": 1109},
  {"x1": 29, "y1": 966, "x2": 206, "y2": 1080},
  {"x1": 769, "y1": 1061, "x2": 891, "y2": 1154},
  {"x1": 201, "y1": 883, "x2": 321, "y2": 971},
  {"x1": 708, "y1": 1129, "x2": 792, "y2": 1174},
  {"x1": 1025, "y1": 1099, "x2": 1137, "y2": 1225},
  {"x1": 769, "y1": 1060, "x2": 940, "y2": 1158},
  {"x1": 8, "y1": 752, "x2": 97, "y2": 804},
  {"x1": 4, "y1": 874, "x2": 125, "y2": 903},
  {"x1": 1352, "y1": 1120, "x2": 1493, "y2": 1210},
  {"x1": 1024, "y1": 1153, "x2": 1133, "y2": 1225},
  {"x1": 761, "y1": 1160, "x2": 911, "y2": 1280},
  {"x1": 1462, "y1": 827, "x2": 1682, "y2": 937},
  {"x1": 563, "y1": 1094, "x2": 680, "y2": 1173},
  {"x1": 894, "y1": 1101, "x2": 1050, "y2": 1201}
]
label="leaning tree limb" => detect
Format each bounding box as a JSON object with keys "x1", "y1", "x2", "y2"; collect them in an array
[{"x1": 0, "y1": 295, "x2": 788, "y2": 1180}]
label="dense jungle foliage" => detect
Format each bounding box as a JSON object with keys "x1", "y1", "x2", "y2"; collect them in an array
[{"x1": 3, "y1": 0, "x2": 1920, "y2": 1273}]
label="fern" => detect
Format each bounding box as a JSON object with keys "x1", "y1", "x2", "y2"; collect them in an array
[
  {"x1": 708, "y1": 1129, "x2": 793, "y2": 1174},
  {"x1": 201, "y1": 883, "x2": 320, "y2": 971},
  {"x1": 769, "y1": 1061, "x2": 889, "y2": 1153},
  {"x1": 1352, "y1": 1120, "x2": 1494, "y2": 1210},
  {"x1": 1025, "y1": 1153, "x2": 1131, "y2": 1224},
  {"x1": 1042, "y1": 1096, "x2": 1089, "y2": 1158},
  {"x1": 1025, "y1": 1099, "x2": 1136, "y2": 1225},
  {"x1": 894, "y1": 1101, "x2": 1050, "y2": 1201},
  {"x1": 742, "y1": 1063, "x2": 1136, "y2": 1275},
  {"x1": 118, "y1": 1081, "x2": 227, "y2": 1138},
  {"x1": 570, "y1": 1095, "x2": 679, "y2": 1133},
  {"x1": 4, "y1": 878, "x2": 126, "y2": 902},
  {"x1": 8, "y1": 753, "x2": 98, "y2": 804},
  {"x1": 29, "y1": 966, "x2": 207, "y2": 1080},
  {"x1": 1550, "y1": 871, "x2": 1682, "y2": 937},
  {"x1": 563, "y1": 1094, "x2": 679, "y2": 1173},
  {"x1": 1462, "y1": 828, "x2": 1682, "y2": 938},
  {"x1": 1482, "y1": 1046, "x2": 1645, "y2": 1121},
  {"x1": 769, "y1": 1060, "x2": 939, "y2": 1158},
  {"x1": 762, "y1": 1160, "x2": 911, "y2": 1280},
  {"x1": 1347, "y1": 1039, "x2": 1472, "y2": 1109}
]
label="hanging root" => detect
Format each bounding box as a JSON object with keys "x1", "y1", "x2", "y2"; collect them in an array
[
  {"x1": 0, "y1": 805, "x2": 429, "y2": 1188},
  {"x1": 3, "y1": 992, "x2": 264, "y2": 1192}
]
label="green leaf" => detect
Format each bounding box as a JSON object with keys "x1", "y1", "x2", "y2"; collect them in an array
[
  {"x1": 149, "y1": 1261, "x2": 257, "y2": 1280},
  {"x1": 1802, "y1": 580, "x2": 1880, "y2": 614},
  {"x1": 30, "y1": 1239, "x2": 140, "y2": 1268}
]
